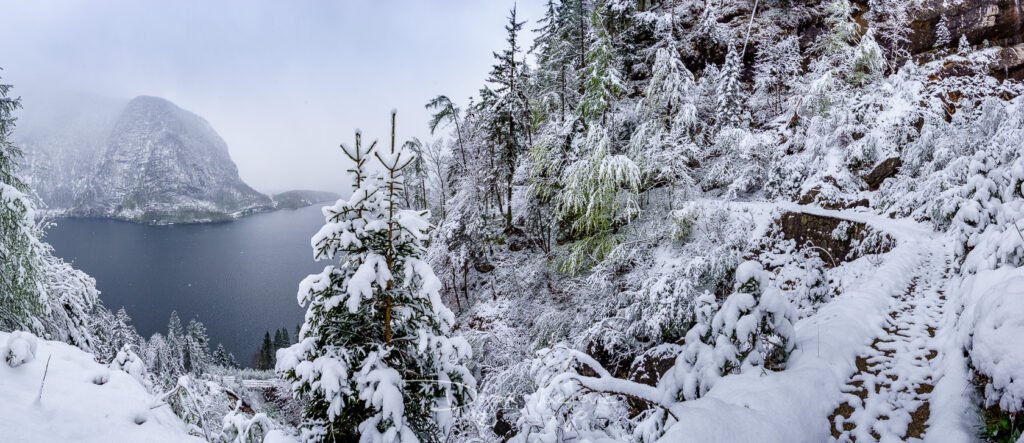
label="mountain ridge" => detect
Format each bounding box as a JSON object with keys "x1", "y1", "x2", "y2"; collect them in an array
[{"x1": 16, "y1": 95, "x2": 336, "y2": 224}]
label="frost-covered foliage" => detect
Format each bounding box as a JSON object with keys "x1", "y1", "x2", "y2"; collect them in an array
[
  {"x1": 277, "y1": 115, "x2": 474, "y2": 442},
  {"x1": 557, "y1": 124, "x2": 640, "y2": 273},
  {"x1": 0, "y1": 72, "x2": 107, "y2": 353},
  {"x1": 671, "y1": 260, "x2": 796, "y2": 400},
  {"x1": 392, "y1": 0, "x2": 1024, "y2": 439}
]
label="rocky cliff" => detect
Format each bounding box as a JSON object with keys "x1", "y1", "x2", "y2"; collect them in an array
[
  {"x1": 72, "y1": 96, "x2": 271, "y2": 224},
  {"x1": 16, "y1": 95, "x2": 281, "y2": 224}
]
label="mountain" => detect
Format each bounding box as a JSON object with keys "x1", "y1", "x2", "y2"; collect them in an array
[
  {"x1": 71, "y1": 96, "x2": 272, "y2": 224},
  {"x1": 15, "y1": 93, "x2": 123, "y2": 210},
  {"x1": 16, "y1": 95, "x2": 296, "y2": 224}
]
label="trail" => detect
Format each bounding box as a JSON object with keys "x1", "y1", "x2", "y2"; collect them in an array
[{"x1": 828, "y1": 247, "x2": 950, "y2": 443}]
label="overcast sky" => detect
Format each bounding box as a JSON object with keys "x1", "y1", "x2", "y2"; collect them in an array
[{"x1": 0, "y1": 0, "x2": 543, "y2": 193}]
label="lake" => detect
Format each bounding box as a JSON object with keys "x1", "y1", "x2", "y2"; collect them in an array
[{"x1": 44, "y1": 204, "x2": 331, "y2": 367}]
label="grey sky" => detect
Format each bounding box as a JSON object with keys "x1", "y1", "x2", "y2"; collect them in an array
[{"x1": 0, "y1": 0, "x2": 543, "y2": 193}]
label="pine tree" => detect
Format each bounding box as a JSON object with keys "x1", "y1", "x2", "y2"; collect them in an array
[
  {"x1": 0, "y1": 71, "x2": 44, "y2": 333},
  {"x1": 213, "y1": 343, "x2": 234, "y2": 368},
  {"x1": 867, "y1": 0, "x2": 910, "y2": 65},
  {"x1": 530, "y1": 0, "x2": 585, "y2": 122},
  {"x1": 934, "y1": 15, "x2": 952, "y2": 49},
  {"x1": 579, "y1": 1, "x2": 624, "y2": 124},
  {"x1": 185, "y1": 319, "x2": 211, "y2": 374},
  {"x1": 958, "y1": 33, "x2": 971, "y2": 54},
  {"x1": 751, "y1": 35, "x2": 802, "y2": 123},
  {"x1": 556, "y1": 124, "x2": 641, "y2": 274},
  {"x1": 277, "y1": 112, "x2": 474, "y2": 442},
  {"x1": 716, "y1": 46, "x2": 746, "y2": 128},
  {"x1": 848, "y1": 29, "x2": 887, "y2": 87},
  {"x1": 812, "y1": 0, "x2": 859, "y2": 59},
  {"x1": 485, "y1": 6, "x2": 530, "y2": 230},
  {"x1": 673, "y1": 261, "x2": 796, "y2": 400},
  {"x1": 257, "y1": 331, "x2": 273, "y2": 370}
]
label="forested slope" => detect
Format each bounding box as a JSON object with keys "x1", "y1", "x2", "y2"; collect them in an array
[{"x1": 400, "y1": 0, "x2": 1024, "y2": 441}]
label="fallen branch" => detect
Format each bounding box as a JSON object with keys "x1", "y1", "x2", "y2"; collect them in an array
[{"x1": 35, "y1": 354, "x2": 52, "y2": 405}]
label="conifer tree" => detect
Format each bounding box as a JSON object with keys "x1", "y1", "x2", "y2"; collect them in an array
[
  {"x1": 277, "y1": 112, "x2": 474, "y2": 442},
  {"x1": 556, "y1": 124, "x2": 640, "y2": 273},
  {"x1": 213, "y1": 343, "x2": 235, "y2": 368},
  {"x1": 486, "y1": 6, "x2": 530, "y2": 230},
  {"x1": 579, "y1": 1, "x2": 624, "y2": 124},
  {"x1": 958, "y1": 33, "x2": 971, "y2": 54},
  {"x1": 185, "y1": 319, "x2": 211, "y2": 374},
  {"x1": 848, "y1": 29, "x2": 887, "y2": 87},
  {"x1": 812, "y1": 0, "x2": 859, "y2": 60},
  {"x1": 934, "y1": 15, "x2": 952, "y2": 49},
  {"x1": 0, "y1": 71, "x2": 44, "y2": 333},
  {"x1": 715, "y1": 46, "x2": 746, "y2": 128},
  {"x1": 752, "y1": 36, "x2": 802, "y2": 123}
]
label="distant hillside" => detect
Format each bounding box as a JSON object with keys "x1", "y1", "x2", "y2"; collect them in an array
[{"x1": 271, "y1": 190, "x2": 341, "y2": 210}]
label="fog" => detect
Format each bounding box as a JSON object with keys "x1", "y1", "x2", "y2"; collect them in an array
[{"x1": 0, "y1": 0, "x2": 543, "y2": 193}]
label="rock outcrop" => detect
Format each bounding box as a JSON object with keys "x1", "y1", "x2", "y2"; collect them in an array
[{"x1": 73, "y1": 96, "x2": 272, "y2": 224}]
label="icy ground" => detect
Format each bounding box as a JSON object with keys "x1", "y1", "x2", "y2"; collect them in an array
[{"x1": 0, "y1": 331, "x2": 202, "y2": 442}]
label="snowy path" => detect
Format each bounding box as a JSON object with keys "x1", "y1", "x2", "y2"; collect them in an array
[
  {"x1": 828, "y1": 248, "x2": 950, "y2": 442},
  {"x1": 659, "y1": 202, "x2": 968, "y2": 443}
]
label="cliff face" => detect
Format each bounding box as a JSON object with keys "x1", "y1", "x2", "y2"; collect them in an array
[
  {"x1": 72, "y1": 96, "x2": 272, "y2": 224},
  {"x1": 16, "y1": 95, "x2": 273, "y2": 224},
  {"x1": 909, "y1": 0, "x2": 1024, "y2": 78}
]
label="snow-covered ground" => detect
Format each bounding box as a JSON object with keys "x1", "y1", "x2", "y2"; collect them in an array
[
  {"x1": 656, "y1": 204, "x2": 958, "y2": 442},
  {"x1": 0, "y1": 331, "x2": 202, "y2": 443}
]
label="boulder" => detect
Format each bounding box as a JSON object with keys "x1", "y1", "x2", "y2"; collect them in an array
[{"x1": 862, "y1": 157, "x2": 902, "y2": 191}]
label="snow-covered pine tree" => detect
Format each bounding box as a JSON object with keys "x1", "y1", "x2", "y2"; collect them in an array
[
  {"x1": 867, "y1": 0, "x2": 910, "y2": 65},
  {"x1": 185, "y1": 319, "x2": 211, "y2": 374},
  {"x1": 485, "y1": 5, "x2": 530, "y2": 230},
  {"x1": 579, "y1": 1, "x2": 624, "y2": 124},
  {"x1": 958, "y1": 33, "x2": 971, "y2": 54},
  {"x1": 812, "y1": 0, "x2": 859, "y2": 60},
  {"x1": 672, "y1": 261, "x2": 796, "y2": 399},
  {"x1": 629, "y1": 44, "x2": 698, "y2": 192},
  {"x1": 556, "y1": 124, "x2": 641, "y2": 274},
  {"x1": 213, "y1": 344, "x2": 233, "y2": 368},
  {"x1": 400, "y1": 138, "x2": 429, "y2": 211},
  {"x1": 0, "y1": 72, "x2": 44, "y2": 333},
  {"x1": 530, "y1": 0, "x2": 582, "y2": 122},
  {"x1": 934, "y1": 15, "x2": 952, "y2": 49},
  {"x1": 716, "y1": 46, "x2": 746, "y2": 128},
  {"x1": 277, "y1": 112, "x2": 474, "y2": 442},
  {"x1": 425, "y1": 95, "x2": 467, "y2": 170},
  {"x1": 848, "y1": 29, "x2": 887, "y2": 87},
  {"x1": 751, "y1": 35, "x2": 802, "y2": 124}
]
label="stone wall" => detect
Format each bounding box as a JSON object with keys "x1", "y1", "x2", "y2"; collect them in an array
[{"x1": 779, "y1": 212, "x2": 894, "y2": 267}]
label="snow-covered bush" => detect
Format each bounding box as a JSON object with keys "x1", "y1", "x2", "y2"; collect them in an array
[
  {"x1": 222, "y1": 406, "x2": 275, "y2": 443},
  {"x1": 110, "y1": 343, "x2": 150, "y2": 387},
  {"x1": 672, "y1": 260, "x2": 797, "y2": 400},
  {"x1": 3, "y1": 330, "x2": 38, "y2": 368}
]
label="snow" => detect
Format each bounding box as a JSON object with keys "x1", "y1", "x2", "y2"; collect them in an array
[
  {"x1": 956, "y1": 266, "x2": 1024, "y2": 413},
  {"x1": 658, "y1": 205, "x2": 941, "y2": 442},
  {"x1": 0, "y1": 331, "x2": 202, "y2": 442},
  {"x1": 3, "y1": 330, "x2": 38, "y2": 368}
]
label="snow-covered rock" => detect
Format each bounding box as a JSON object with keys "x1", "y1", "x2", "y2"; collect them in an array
[{"x1": 0, "y1": 330, "x2": 203, "y2": 442}]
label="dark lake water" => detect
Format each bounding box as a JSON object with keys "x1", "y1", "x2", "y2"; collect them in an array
[{"x1": 44, "y1": 205, "x2": 329, "y2": 366}]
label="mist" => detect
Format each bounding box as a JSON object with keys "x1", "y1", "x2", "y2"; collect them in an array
[{"x1": 0, "y1": 0, "x2": 543, "y2": 194}]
